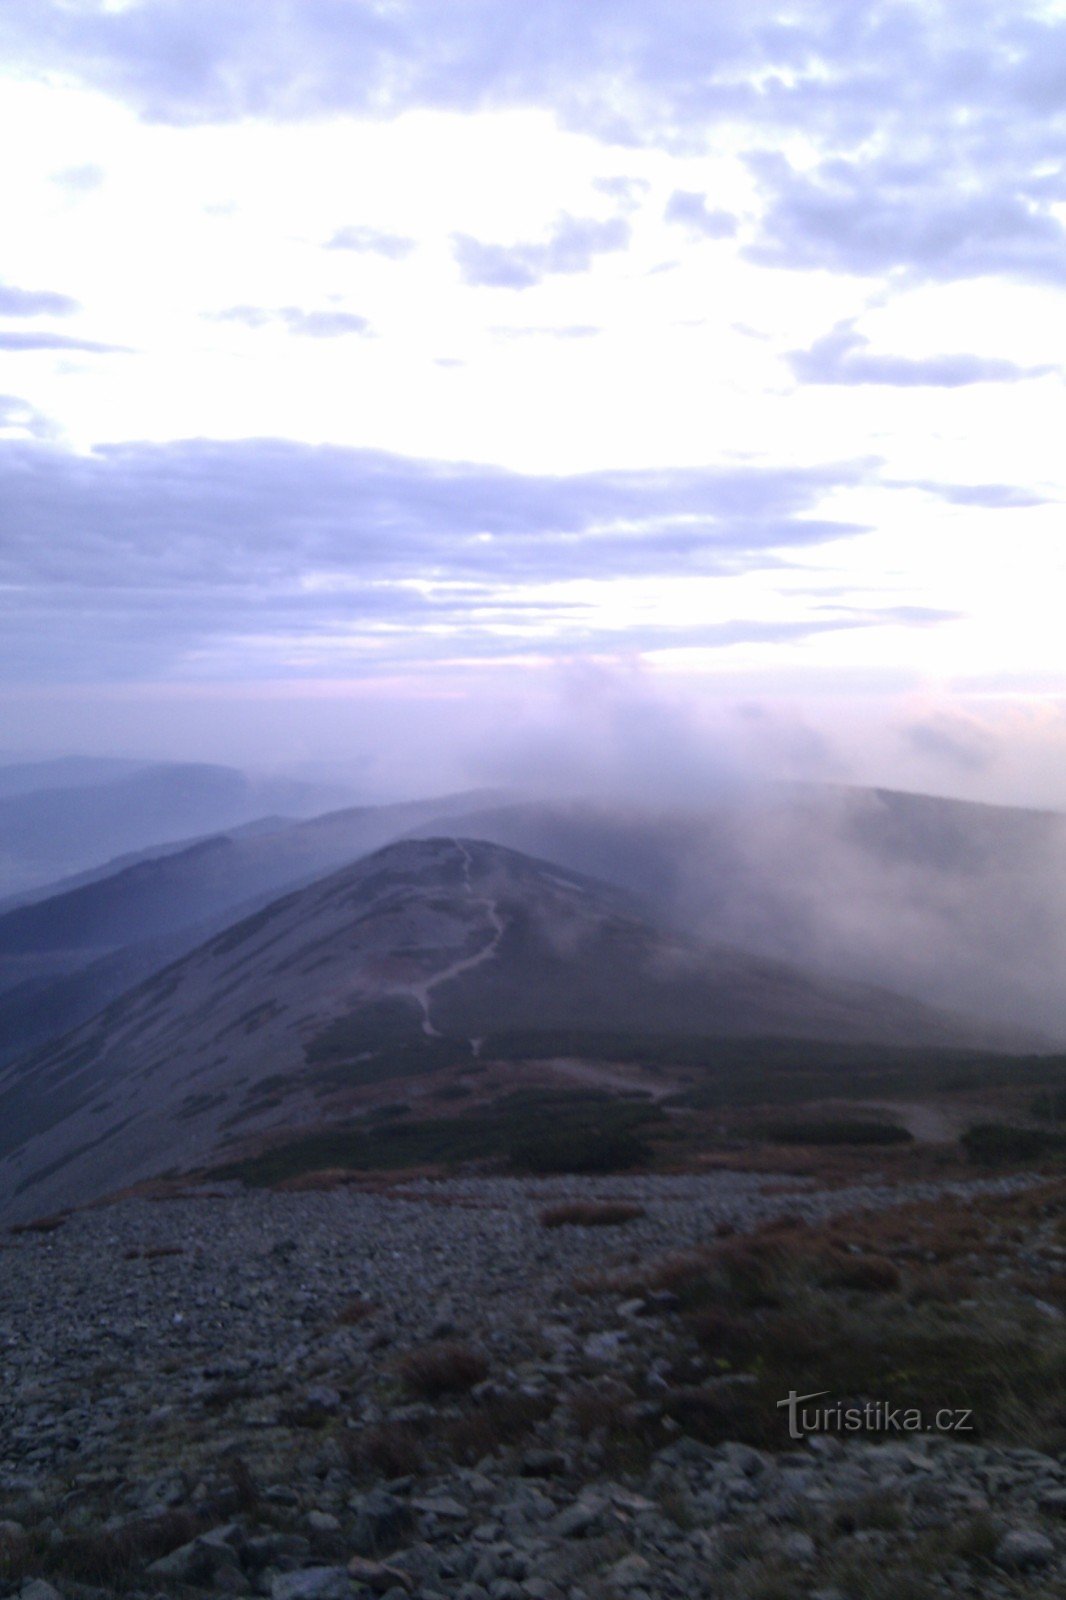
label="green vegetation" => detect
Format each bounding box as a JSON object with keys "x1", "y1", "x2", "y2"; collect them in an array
[
  {"x1": 961, "y1": 1122, "x2": 1066, "y2": 1165},
  {"x1": 212, "y1": 1087, "x2": 664, "y2": 1186},
  {"x1": 484, "y1": 1030, "x2": 1066, "y2": 1107},
  {"x1": 579, "y1": 1180, "x2": 1066, "y2": 1454},
  {"x1": 306, "y1": 996, "x2": 472, "y2": 1091},
  {"x1": 1032, "y1": 1087, "x2": 1066, "y2": 1120}
]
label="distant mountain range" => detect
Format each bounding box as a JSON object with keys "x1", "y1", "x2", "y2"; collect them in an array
[
  {"x1": 0, "y1": 789, "x2": 502, "y2": 1066},
  {"x1": 0, "y1": 836, "x2": 995, "y2": 1223},
  {"x1": 0, "y1": 759, "x2": 359, "y2": 898}
]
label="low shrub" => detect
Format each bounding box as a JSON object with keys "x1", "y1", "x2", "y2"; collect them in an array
[
  {"x1": 510, "y1": 1126, "x2": 652, "y2": 1174},
  {"x1": 818, "y1": 1251, "x2": 902, "y2": 1293},
  {"x1": 961, "y1": 1123, "x2": 1059, "y2": 1165}
]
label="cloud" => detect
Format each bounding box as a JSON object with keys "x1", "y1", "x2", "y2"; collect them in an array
[
  {"x1": 50, "y1": 163, "x2": 105, "y2": 195},
  {"x1": 746, "y1": 150, "x2": 1066, "y2": 285},
  {"x1": 664, "y1": 190, "x2": 737, "y2": 239},
  {"x1": 0, "y1": 435, "x2": 881, "y2": 681},
  {"x1": 491, "y1": 324, "x2": 600, "y2": 340},
  {"x1": 0, "y1": 395, "x2": 54, "y2": 438},
  {"x1": 325, "y1": 224, "x2": 415, "y2": 258},
  {"x1": 0, "y1": 331, "x2": 130, "y2": 354},
  {"x1": 787, "y1": 319, "x2": 1056, "y2": 387},
  {"x1": 210, "y1": 305, "x2": 371, "y2": 337},
  {"x1": 0, "y1": 284, "x2": 80, "y2": 317},
  {"x1": 6, "y1": 3, "x2": 1066, "y2": 292},
  {"x1": 901, "y1": 712, "x2": 999, "y2": 773},
  {"x1": 592, "y1": 175, "x2": 650, "y2": 208},
  {"x1": 894, "y1": 480, "x2": 1054, "y2": 509},
  {"x1": 452, "y1": 213, "x2": 631, "y2": 289}
]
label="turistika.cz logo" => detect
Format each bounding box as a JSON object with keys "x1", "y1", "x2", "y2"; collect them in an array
[{"x1": 778, "y1": 1390, "x2": 974, "y2": 1441}]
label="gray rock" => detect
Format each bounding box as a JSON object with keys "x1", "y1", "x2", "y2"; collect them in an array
[
  {"x1": 307, "y1": 1510, "x2": 342, "y2": 1534},
  {"x1": 778, "y1": 1531, "x2": 817, "y2": 1562},
  {"x1": 582, "y1": 1332, "x2": 626, "y2": 1362},
  {"x1": 995, "y1": 1528, "x2": 1055, "y2": 1570},
  {"x1": 147, "y1": 1534, "x2": 223, "y2": 1583},
  {"x1": 1038, "y1": 1486, "x2": 1066, "y2": 1518},
  {"x1": 605, "y1": 1555, "x2": 652, "y2": 1591},
  {"x1": 351, "y1": 1491, "x2": 412, "y2": 1556},
  {"x1": 20, "y1": 1583, "x2": 65, "y2": 1600},
  {"x1": 271, "y1": 1568, "x2": 354, "y2": 1599}
]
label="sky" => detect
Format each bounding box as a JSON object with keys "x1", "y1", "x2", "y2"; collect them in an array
[{"x1": 1, "y1": 0, "x2": 1066, "y2": 803}]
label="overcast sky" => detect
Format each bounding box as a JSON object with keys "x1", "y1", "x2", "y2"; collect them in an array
[{"x1": 1, "y1": 1, "x2": 1065, "y2": 802}]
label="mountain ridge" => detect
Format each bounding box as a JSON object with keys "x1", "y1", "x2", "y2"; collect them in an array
[{"x1": 0, "y1": 835, "x2": 1001, "y2": 1224}]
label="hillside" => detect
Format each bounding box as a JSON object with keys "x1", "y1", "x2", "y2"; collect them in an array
[
  {"x1": 407, "y1": 786, "x2": 1066, "y2": 1042},
  {"x1": 0, "y1": 788, "x2": 502, "y2": 1065},
  {"x1": 0, "y1": 836, "x2": 990, "y2": 1224}
]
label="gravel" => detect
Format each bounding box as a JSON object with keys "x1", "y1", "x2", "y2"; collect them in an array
[{"x1": 0, "y1": 1169, "x2": 1060, "y2": 1600}]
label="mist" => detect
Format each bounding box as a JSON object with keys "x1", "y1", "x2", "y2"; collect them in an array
[{"x1": 5, "y1": 668, "x2": 1066, "y2": 1045}]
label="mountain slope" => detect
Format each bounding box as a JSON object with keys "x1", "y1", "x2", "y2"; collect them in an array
[
  {"x1": 0, "y1": 789, "x2": 503, "y2": 1064},
  {"x1": 406, "y1": 786, "x2": 1066, "y2": 1042},
  {"x1": 0, "y1": 761, "x2": 356, "y2": 897},
  {"x1": 0, "y1": 837, "x2": 986, "y2": 1223}
]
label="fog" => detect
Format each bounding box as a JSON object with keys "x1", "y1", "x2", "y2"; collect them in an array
[{"x1": 5, "y1": 671, "x2": 1066, "y2": 1045}]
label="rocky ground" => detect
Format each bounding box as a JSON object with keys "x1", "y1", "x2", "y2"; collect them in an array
[{"x1": 1, "y1": 1171, "x2": 1063, "y2": 1600}]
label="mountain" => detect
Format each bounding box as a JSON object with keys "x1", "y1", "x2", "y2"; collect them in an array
[
  {"x1": 0, "y1": 761, "x2": 357, "y2": 898},
  {"x1": 406, "y1": 786, "x2": 1066, "y2": 1043},
  {"x1": 0, "y1": 789, "x2": 503, "y2": 1065},
  {"x1": 0, "y1": 836, "x2": 985, "y2": 1223},
  {"x1": 0, "y1": 755, "x2": 152, "y2": 799}
]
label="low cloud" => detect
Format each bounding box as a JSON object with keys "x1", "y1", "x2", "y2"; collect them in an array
[
  {"x1": 210, "y1": 305, "x2": 371, "y2": 337},
  {"x1": 0, "y1": 435, "x2": 882, "y2": 682},
  {"x1": 746, "y1": 150, "x2": 1066, "y2": 286},
  {"x1": 0, "y1": 331, "x2": 129, "y2": 354},
  {"x1": 325, "y1": 225, "x2": 415, "y2": 258},
  {"x1": 789, "y1": 319, "x2": 1056, "y2": 386},
  {"x1": 664, "y1": 190, "x2": 737, "y2": 239},
  {"x1": 0, "y1": 394, "x2": 54, "y2": 438},
  {"x1": 452, "y1": 214, "x2": 631, "y2": 289},
  {"x1": 0, "y1": 284, "x2": 80, "y2": 317},
  {"x1": 902, "y1": 712, "x2": 998, "y2": 773},
  {"x1": 50, "y1": 163, "x2": 105, "y2": 195},
  {"x1": 491, "y1": 324, "x2": 600, "y2": 340}
]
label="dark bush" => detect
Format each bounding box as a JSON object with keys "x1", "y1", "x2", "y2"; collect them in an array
[
  {"x1": 961, "y1": 1123, "x2": 1057, "y2": 1165},
  {"x1": 819, "y1": 1251, "x2": 902, "y2": 1293},
  {"x1": 510, "y1": 1125, "x2": 651, "y2": 1174},
  {"x1": 762, "y1": 1120, "x2": 913, "y2": 1146}
]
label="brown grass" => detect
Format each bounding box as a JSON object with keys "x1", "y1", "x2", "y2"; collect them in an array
[
  {"x1": 345, "y1": 1421, "x2": 426, "y2": 1478},
  {"x1": 333, "y1": 1294, "x2": 376, "y2": 1325},
  {"x1": 9, "y1": 1213, "x2": 67, "y2": 1235},
  {"x1": 0, "y1": 1510, "x2": 205, "y2": 1590},
  {"x1": 437, "y1": 1391, "x2": 551, "y2": 1463},
  {"x1": 539, "y1": 1200, "x2": 647, "y2": 1228},
  {"x1": 394, "y1": 1340, "x2": 489, "y2": 1399},
  {"x1": 573, "y1": 1184, "x2": 1066, "y2": 1451}
]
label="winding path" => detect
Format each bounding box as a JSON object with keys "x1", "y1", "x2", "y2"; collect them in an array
[{"x1": 407, "y1": 840, "x2": 506, "y2": 1040}]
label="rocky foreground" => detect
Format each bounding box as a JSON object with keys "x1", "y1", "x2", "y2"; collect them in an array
[{"x1": 1, "y1": 1171, "x2": 1063, "y2": 1600}]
